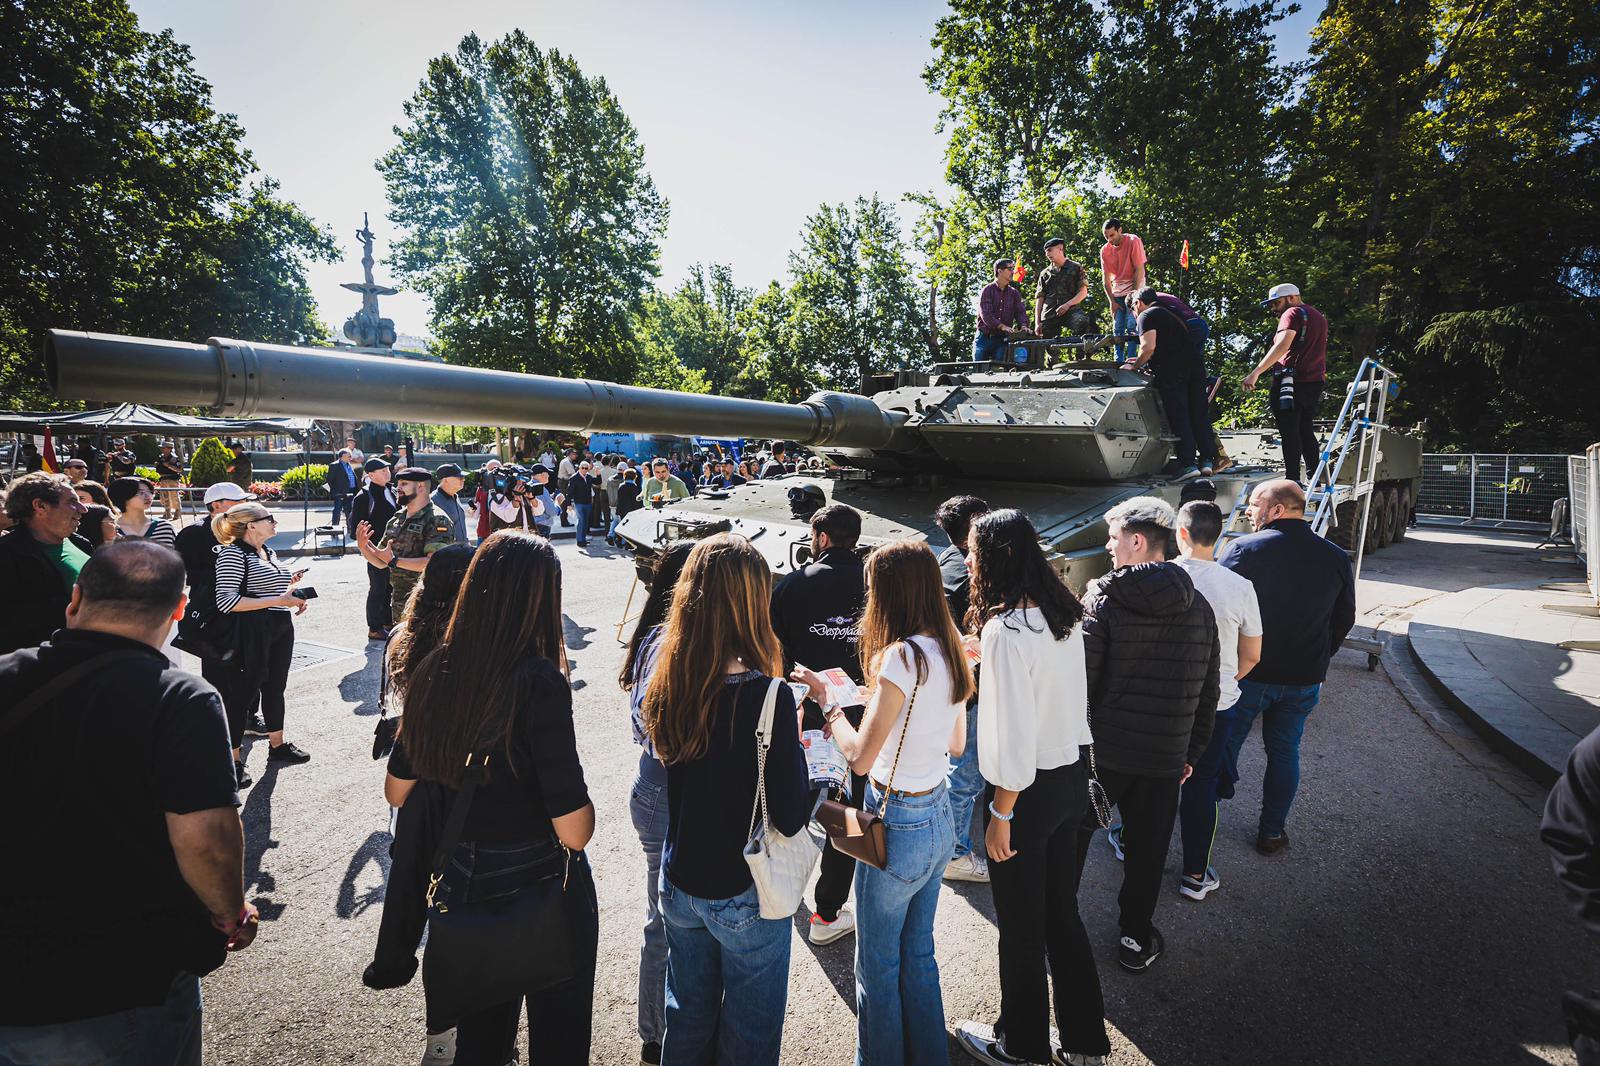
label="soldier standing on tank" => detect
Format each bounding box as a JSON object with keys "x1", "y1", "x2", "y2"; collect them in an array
[
  {"x1": 974, "y1": 258, "x2": 1030, "y2": 362},
  {"x1": 354, "y1": 467, "x2": 454, "y2": 622},
  {"x1": 1035, "y1": 238, "x2": 1091, "y2": 339}
]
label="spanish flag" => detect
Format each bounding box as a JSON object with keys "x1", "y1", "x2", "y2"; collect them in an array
[
  {"x1": 1013, "y1": 256, "x2": 1026, "y2": 282},
  {"x1": 41, "y1": 428, "x2": 59, "y2": 473},
  {"x1": 1180, "y1": 240, "x2": 1191, "y2": 271}
]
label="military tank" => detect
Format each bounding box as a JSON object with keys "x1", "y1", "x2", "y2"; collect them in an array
[{"x1": 42, "y1": 329, "x2": 1419, "y2": 591}]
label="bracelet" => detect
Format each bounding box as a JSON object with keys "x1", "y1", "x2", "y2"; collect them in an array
[
  {"x1": 823, "y1": 704, "x2": 844, "y2": 724},
  {"x1": 987, "y1": 801, "x2": 1014, "y2": 822}
]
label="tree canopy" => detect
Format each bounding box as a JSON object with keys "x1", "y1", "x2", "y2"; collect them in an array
[
  {"x1": 0, "y1": 0, "x2": 336, "y2": 409},
  {"x1": 379, "y1": 31, "x2": 668, "y2": 384}
]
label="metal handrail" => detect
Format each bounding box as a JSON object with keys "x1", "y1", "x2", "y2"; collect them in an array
[{"x1": 1304, "y1": 357, "x2": 1397, "y2": 577}]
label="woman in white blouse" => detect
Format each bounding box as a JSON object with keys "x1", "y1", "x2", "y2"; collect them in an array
[
  {"x1": 793, "y1": 540, "x2": 974, "y2": 1066},
  {"x1": 951, "y1": 509, "x2": 1110, "y2": 1066}
]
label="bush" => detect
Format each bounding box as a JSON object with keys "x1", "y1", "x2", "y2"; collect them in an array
[
  {"x1": 129, "y1": 434, "x2": 161, "y2": 464},
  {"x1": 189, "y1": 437, "x2": 232, "y2": 487},
  {"x1": 249, "y1": 481, "x2": 285, "y2": 501},
  {"x1": 279, "y1": 463, "x2": 330, "y2": 499},
  {"x1": 134, "y1": 466, "x2": 159, "y2": 481}
]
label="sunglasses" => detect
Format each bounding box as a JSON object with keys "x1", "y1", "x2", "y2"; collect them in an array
[{"x1": 252, "y1": 515, "x2": 278, "y2": 526}]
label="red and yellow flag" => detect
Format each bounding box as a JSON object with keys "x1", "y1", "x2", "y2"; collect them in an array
[
  {"x1": 1180, "y1": 239, "x2": 1191, "y2": 271},
  {"x1": 41, "y1": 428, "x2": 59, "y2": 473},
  {"x1": 1013, "y1": 255, "x2": 1026, "y2": 282}
]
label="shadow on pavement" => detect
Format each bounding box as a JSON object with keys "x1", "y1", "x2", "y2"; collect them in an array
[
  {"x1": 338, "y1": 644, "x2": 385, "y2": 716},
  {"x1": 337, "y1": 829, "x2": 394, "y2": 919},
  {"x1": 792, "y1": 906, "x2": 858, "y2": 1014},
  {"x1": 240, "y1": 756, "x2": 285, "y2": 921}
]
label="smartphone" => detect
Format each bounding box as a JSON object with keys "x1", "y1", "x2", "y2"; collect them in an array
[{"x1": 290, "y1": 587, "x2": 318, "y2": 600}]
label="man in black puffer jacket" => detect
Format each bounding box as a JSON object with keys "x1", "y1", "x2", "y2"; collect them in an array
[{"x1": 1076, "y1": 495, "x2": 1219, "y2": 974}]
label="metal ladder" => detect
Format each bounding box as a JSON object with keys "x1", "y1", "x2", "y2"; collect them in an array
[{"x1": 1305, "y1": 357, "x2": 1398, "y2": 579}]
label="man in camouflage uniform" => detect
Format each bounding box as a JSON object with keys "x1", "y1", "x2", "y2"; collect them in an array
[
  {"x1": 1034, "y1": 236, "x2": 1093, "y2": 339},
  {"x1": 353, "y1": 467, "x2": 455, "y2": 620}
]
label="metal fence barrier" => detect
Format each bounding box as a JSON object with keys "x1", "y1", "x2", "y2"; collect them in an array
[
  {"x1": 1416, "y1": 453, "x2": 1573, "y2": 529},
  {"x1": 1573, "y1": 452, "x2": 1590, "y2": 568}
]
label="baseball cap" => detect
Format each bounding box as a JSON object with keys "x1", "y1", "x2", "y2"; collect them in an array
[
  {"x1": 363, "y1": 457, "x2": 390, "y2": 473},
  {"x1": 526, "y1": 463, "x2": 552, "y2": 478},
  {"x1": 1261, "y1": 282, "x2": 1300, "y2": 308},
  {"x1": 395, "y1": 466, "x2": 434, "y2": 483},
  {"x1": 433, "y1": 463, "x2": 464, "y2": 480},
  {"x1": 203, "y1": 482, "x2": 255, "y2": 504}
]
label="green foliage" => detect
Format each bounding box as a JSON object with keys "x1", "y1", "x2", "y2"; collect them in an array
[
  {"x1": 129, "y1": 435, "x2": 160, "y2": 463},
  {"x1": 188, "y1": 437, "x2": 232, "y2": 487},
  {"x1": 133, "y1": 466, "x2": 159, "y2": 481},
  {"x1": 380, "y1": 31, "x2": 667, "y2": 383},
  {"x1": 0, "y1": 0, "x2": 338, "y2": 409},
  {"x1": 919, "y1": 0, "x2": 1600, "y2": 448},
  {"x1": 635, "y1": 265, "x2": 749, "y2": 393},
  {"x1": 279, "y1": 463, "x2": 331, "y2": 499}
]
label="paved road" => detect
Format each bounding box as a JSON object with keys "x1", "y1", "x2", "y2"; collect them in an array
[{"x1": 199, "y1": 532, "x2": 1591, "y2": 1065}]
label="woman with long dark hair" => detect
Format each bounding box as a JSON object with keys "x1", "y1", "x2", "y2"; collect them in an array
[
  {"x1": 951, "y1": 509, "x2": 1109, "y2": 1066},
  {"x1": 76, "y1": 504, "x2": 118, "y2": 550},
  {"x1": 383, "y1": 531, "x2": 597, "y2": 1065},
  {"x1": 642, "y1": 534, "x2": 811, "y2": 1066},
  {"x1": 793, "y1": 540, "x2": 974, "y2": 1065},
  {"x1": 617, "y1": 541, "x2": 694, "y2": 1066},
  {"x1": 381, "y1": 543, "x2": 476, "y2": 810}
]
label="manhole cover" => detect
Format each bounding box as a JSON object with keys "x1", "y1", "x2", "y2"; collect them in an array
[{"x1": 290, "y1": 640, "x2": 363, "y2": 674}]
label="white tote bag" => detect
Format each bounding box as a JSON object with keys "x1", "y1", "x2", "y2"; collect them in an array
[{"x1": 742, "y1": 678, "x2": 820, "y2": 919}]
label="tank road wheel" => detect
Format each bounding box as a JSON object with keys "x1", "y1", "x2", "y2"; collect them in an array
[
  {"x1": 1389, "y1": 484, "x2": 1410, "y2": 544},
  {"x1": 1329, "y1": 500, "x2": 1360, "y2": 551},
  {"x1": 1369, "y1": 488, "x2": 1395, "y2": 550}
]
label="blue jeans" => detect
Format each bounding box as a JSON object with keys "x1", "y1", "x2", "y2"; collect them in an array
[
  {"x1": 1178, "y1": 701, "x2": 1239, "y2": 875},
  {"x1": 660, "y1": 878, "x2": 792, "y2": 1066},
  {"x1": 330, "y1": 492, "x2": 354, "y2": 527},
  {"x1": 630, "y1": 753, "x2": 669, "y2": 1046},
  {"x1": 854, "y1": 780, "x2": 956, "y2": 1066},
  {"x1": 1112, "y1": 296, "x2": 1138, "y2": 361},
  {"x1": 0, "y1": 972, "x2": 200, "y2": 1066},
  {"x1": 1225, "y1": 681, "x2": 1322, "y2": 837},
  {"x1": 573, "y1": 502, "x2": 592, "y2": 545},
  {"x1": 946, "y1": 706, "x2": 983, "y2": 859},
  {"x1": 973, "y1": 333, "x2": 1006, "y2": 361}
]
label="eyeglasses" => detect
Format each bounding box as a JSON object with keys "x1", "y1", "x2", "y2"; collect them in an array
[{"x1": 253, "y1": 515, "x2": 278, "y2": 526}]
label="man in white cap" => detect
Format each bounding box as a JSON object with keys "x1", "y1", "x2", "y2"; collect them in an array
[
  {"x1": 1241, "y1": 284, "x2": 1330, "y2": 485},
  {"x1": 174, "y1": 482, "x2": 268, "y2": 735}
]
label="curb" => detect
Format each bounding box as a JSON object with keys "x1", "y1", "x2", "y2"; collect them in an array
[
  {"x1": 1403, "y1": 580, "x2": 1597, "y2": 787},
  {"x1": 270, "y1": 524, "x2": 585, "y2": 559}
]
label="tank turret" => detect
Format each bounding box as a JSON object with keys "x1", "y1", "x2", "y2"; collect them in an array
[{"x1": 45, "y1": 331, "x2": 1169, "y2": 484}]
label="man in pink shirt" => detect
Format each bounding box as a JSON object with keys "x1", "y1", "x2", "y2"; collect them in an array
[{"x1": 1099, "y1": 219, "x2": 1147, "y2": 362}]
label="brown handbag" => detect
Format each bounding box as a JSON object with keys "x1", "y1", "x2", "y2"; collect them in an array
[{"x1": 814, "y1": 671, "x2": 919, "y2": 871}]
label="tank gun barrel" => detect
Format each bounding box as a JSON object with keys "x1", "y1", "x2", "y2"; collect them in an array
[{"x1": 44, "y1": 331, "x2": 903, "y2": 450}]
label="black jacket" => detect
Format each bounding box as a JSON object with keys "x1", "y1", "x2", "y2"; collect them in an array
[
  {"x1": 1219, "y1": 517, "x2": 1356, "y2": 685},
  {"x1": 938, "y1": 543, "x2": 971, "y2": 626},
  {"x1": 0, "y1": 528, "x2": 94, "y2": 655},
  {"x1": 348, "y1": 482, "x2": 397, "y2": 541},
  {"x1": 1543, "y1": 723, "x2": 1600, "y2": 937},
  {"x1": 770, "y1": 547, "x2": 866, "y2": 728},
  {"x1": 1082, "y1": 561, "x2": 1220, "y2": 778},
  {"x1": 327, "y1": 459, "x2": 359, "y2": 496}
]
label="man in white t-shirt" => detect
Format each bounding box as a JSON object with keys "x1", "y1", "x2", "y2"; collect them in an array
[{"x1": 1172, "y1": 500, "x2": 1262, "y2": 901}]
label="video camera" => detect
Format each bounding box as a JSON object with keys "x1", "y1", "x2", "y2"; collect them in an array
[{"x1": 492, "y1": 464, "x2": 529, "y2": 496}]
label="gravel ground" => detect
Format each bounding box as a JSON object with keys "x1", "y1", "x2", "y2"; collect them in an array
[{"x1": 197, "y1": 533, "x2": 1591, "y2": 1066}]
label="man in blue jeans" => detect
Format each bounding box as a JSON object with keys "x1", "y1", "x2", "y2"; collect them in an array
[
  {"x1": 1218, "y1": 479, "x2": 1355, "y2": 854},
  {"x1": 933, "y1": 494, "x2": 991, "y2": 883}
]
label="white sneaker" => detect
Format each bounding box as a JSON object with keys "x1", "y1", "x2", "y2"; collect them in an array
[
  {"x1": 808, "y1": 904, "x2": 855, "y2": 945},
  {"x1": 954, "y1": 1020, "x2": 1029, "y2": 1064},
  {"x1": 944, "y1": 851, "x2": 991, "y2": 883},
  {"x1": 1052, "y1": 1051, "x2": 1106, "y2": 1066},
  {"x1": 420, "y1": 1028, "x2": 456, "y2": 1065}
]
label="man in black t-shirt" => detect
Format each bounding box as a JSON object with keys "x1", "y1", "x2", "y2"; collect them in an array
[
  {"x1": 933, "y1": 494, "x2": 993, "y2": 884},
  {"x1": 0, "y1": 541, "x2": 254, "y2": 1060},
  {"x1": 1127, "y1": 287, "x2": 1208, "y2": 477},
  {"x1": 770, "y1": 503, "x2": 866, "y2": 944},
  {"x1": 760, "y1": 441, "x2": 789, "y2": 479},
  {"x1": 349, "y1": 459, "x2": 399, "y2": 639}
]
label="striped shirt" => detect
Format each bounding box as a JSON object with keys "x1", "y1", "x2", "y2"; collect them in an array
[
  {"x1": 214, "y1": 543, "x2": 291, "y2": 613},
  {"x1": 121, "y1": 517, "x2": 176, "y2": 548}
]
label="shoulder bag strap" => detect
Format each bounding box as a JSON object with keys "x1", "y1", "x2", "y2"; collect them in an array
[
  {"x1": 0, "y1": 650, "x2": 155, "y2": 745},
  {"x1": 748, "y1": 678, "x2": 783, "y2": 839},
  {"x1": 877, "y1": 644, "x2": 922, "y2": 811},
  {"x1": 425, "y1": 752, "x2": 487, "y2": 911}
]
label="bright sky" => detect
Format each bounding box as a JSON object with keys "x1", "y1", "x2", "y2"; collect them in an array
[{"x1": 129, "y1": 0, "x2": 1320, "y2": 341}]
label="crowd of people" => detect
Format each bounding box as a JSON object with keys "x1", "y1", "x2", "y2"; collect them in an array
[
  {"x1": 975, "y1": 221, "x2": 1331, "y2": 485},
  {"x1": 0, "y1": 442, "x2": 1363, "y2": 1066}
]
